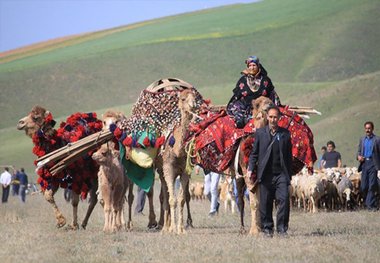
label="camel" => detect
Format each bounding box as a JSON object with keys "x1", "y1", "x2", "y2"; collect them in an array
[
  {"x1": 16, "y1": 106, "x2": 99, "y2": 229},
  {"x1": 234, "y1": 96, "x2": 274, "y2": 235},
  {"x1": 102, "y1": 109, "x2": 157, "y2": 230},
  {"x1": 92, "y1": 141, "x2": 128, "y2": 232},
  {"x1": 155, "y1": 89, "x2": 197, "y2": 234}
]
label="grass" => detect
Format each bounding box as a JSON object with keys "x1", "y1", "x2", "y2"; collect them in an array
[{"x1": 0, "y1": 182, "x2": 379, "y2": 263}]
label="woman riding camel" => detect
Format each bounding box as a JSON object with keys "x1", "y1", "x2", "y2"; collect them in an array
[{"x1": 227, "y1": 56, "x2": 281, "y2": 128}]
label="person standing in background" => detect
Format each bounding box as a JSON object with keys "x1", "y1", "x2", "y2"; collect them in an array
[
  {"x1": 1, "y1": 167, "x2": 12, "y2": 203},
  {"x1": 357, "y1": 121, "x2": 380, "y2": 211},
  {"x1": 11, "y1": 170, "x2": 20, "y2": 196},
  {"x1": 135, "y1": 187, "x2": 147, "y2": 215},
  {"x1": 18, "y1": 168, "x2": 28, "y2": 203},
  {"x1": 321, "y1": 141, "x2": 342, "y2": 169},
  {"x1": 195, "y1": 166, "x2": 220, "y2": 216}
]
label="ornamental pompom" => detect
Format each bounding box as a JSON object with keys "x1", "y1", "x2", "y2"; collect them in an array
[
  {"x1": 155, "y1": 136, "x2": 165, "y2": 148},
  {"x1": 110, "y1": 123, "x2": 117, "y2": 133},
  {"x1": 169, "y1": 136, "x2": 175, "y2": 147},
  {"x1": 123, "y1": 136, "x2": 133, "y2": 147},
  {"x1": 113, "y1": 126, "x2": 122, "y2": 140},
  {"x1": 143, "y1": 137, "x2": 151, "y2": 147},
  {"x1": 44, "y1": 112, "x2": 53, "y2": 123}
]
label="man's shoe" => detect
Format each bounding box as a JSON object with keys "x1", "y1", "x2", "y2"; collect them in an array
[
  {"x1": 277, "y1": 231, "x2": 289, "y2": 238},
  {"x1": 208, "y1": 211, "x2": 217, "y2": 217},
  {"x1": 262, "y1": 229, "x2": 273, "y2": 238}
]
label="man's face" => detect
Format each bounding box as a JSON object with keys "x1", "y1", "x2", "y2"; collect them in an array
[
  {"x1": 267, "y1": 108, "x2": 279, "y2": 130},
  {"x1": 365, "y1": 124, "x2": 374, "y2": 136},
  {"x1": 327, "y1": 144, "x2": 334, "y2": 152}
]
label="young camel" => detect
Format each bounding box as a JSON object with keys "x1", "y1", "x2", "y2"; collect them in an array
[
  {"x1": 16, "y1": 106, "x2": 99, "y2": 229},
  {"x1": 156, "y1": 89, "x2": 197, "y2": 234},
  {"x1": 92, "y1": 142, "x2": 128, "y2": 232},
  {"x1": 235, "y1": 96, "x2": 274, "y2": 236},
  {"x1": 102, "y1": 110, "x2": 157, "y2": 230}
]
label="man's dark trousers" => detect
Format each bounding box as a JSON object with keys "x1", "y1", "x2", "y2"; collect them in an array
[
  {"x1": 2, "y1": 185, "x2": 10, "y2": 203},
  {"x1": 260, "y1": 171, "x2": 290, "y2": 233},
  {"x1": 361, "y1": 158, "x2": 378, "y2": 209}
]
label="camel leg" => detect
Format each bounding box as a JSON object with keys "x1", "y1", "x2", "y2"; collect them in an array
[
  {"x1": 147, "y1": 185, "x2": 158, "y2": 229},
  {"x1": 248, "y1": 186, "x2": 260, "y2": 236},
  {"x1": 81, "y1": 180, "x2": 98, "y2": 229},
  {"x1": 184, "y1": 180, "x2": 194, "y2": 229},
  {"x1": 67, "y1": 192, "x2": 80, "y2": 230},
  {"x1": 126, "y1": 182, "x2": 134, "y2": 231},
  {"x1": 113, "y1": 184, "x2": 124, "y2": 231},
  {"x1": 236, "y1": 177, "x2": 247, "y2": 234},
  {"x1": 165, "y1": 175, "x2": 176, "y2": 233},
  {"x1": 44, "y1": 188, "x2": 66, "y2": 228},
  {"x1": 101, "y1": 184, "x2": 112, "y2": 232},
  {"x1": 159, "y1": 174, "x2": 171, "y2": 233},
  {"x1": 177, "y1": 175, "x2": 189, "y2": 234},
  {"x1": 231, "y1": 199, "x2": 236, "y2": 214}
]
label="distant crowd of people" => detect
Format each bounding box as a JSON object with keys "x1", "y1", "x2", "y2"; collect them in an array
[{"x1": 1, "y1": 167, "x2": 31, "y2": 203}]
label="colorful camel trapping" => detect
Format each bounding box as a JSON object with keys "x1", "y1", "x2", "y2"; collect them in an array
[{"x1": 188, "y1": 106, "x2": 317, "y2": 174}]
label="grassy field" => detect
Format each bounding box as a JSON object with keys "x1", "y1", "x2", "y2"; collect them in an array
[
  {"x1": 0, "y1": 182, "x2": 379, "y2": 263},
  {"x1": 1, "y1": 0, "x2": 380, "y2": 173}
]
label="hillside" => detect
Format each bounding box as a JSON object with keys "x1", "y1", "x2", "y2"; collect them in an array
[{"x1": 1, "y1": 0, "x2": 380, "y2": 174}]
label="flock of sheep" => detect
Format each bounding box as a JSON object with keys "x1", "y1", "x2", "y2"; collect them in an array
[{"x1": 189, "y1": 166, "x2": 375, "y2": 215}]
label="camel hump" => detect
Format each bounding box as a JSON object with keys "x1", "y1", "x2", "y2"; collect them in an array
[{"x1": 145, "y1": 78, "x2": 194, "y2": 92}]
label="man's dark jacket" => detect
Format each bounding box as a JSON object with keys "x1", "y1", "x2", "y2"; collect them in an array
[
  {"x1": 357, "y1": 134, "x2": 380, "y2": 170},
  {"x1": 248, "y1": 126, "x2": 293, "y2": 184}
]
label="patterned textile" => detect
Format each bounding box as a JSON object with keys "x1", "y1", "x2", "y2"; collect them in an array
[
  {"x1": 189, "y1": 111, "x2": 256, "y2": 173},
  {"x1": 190, "y1": 106, "x2": 316, "y2": 175},
  {"x1": 35, "y1": 112, "x2": 102, "y2": 196},
  {"x1": 278, "y1": 106, "x2": 317, "y2": 174}
]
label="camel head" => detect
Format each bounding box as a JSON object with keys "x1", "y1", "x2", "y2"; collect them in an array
[
  {"x1": 92, "y1": 142, "x2": 119, "y2": 165},
  {"x1": 17, "y1": 105, "x2": 54, "y2": 138},
  {"x1": 251, "y1": 96, "x2": 274, "y2": 128},
  {"x1": 178, "y1": 89, "x2": 197, "y2": 118},
  {"x1": 102, "y1": 110, "x2": 125, "y2": 130}
]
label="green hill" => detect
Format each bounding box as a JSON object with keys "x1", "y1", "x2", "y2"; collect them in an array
[{"x1": 1, "y1": 0, "x2": 380, "y2": 176}]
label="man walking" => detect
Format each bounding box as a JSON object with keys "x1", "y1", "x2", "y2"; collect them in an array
[
  {"x1": 18, "y1": 168, "x2": 28, "y2": 203},
  {"x1": 247, "y1": 106, "x2": 293, "y2": 237},
  {"x1": 1, "y1": 167, "x2": 12, "y2": 203},
  {"x1": 357, "y1": 121, "x2": 380, "y2": 211}
]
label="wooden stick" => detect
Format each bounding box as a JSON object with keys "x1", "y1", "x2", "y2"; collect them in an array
[
  {"x1": 37, "y1": 131, "x2": 110, "y2": 162},
  {"x1": 49, "y1": 133, "x2": 113, "y2": 175},
  {"x1": 37, "y1": 131, "x2": 112, "y2": 170}
]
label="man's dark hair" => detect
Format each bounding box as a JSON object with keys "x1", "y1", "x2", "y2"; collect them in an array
[
  {"x1": 266, "y1": 105, "x2": 280, "y2": 115},
  {"x1": 364, "y1": 121, "x2": 374, "y2": 129},
  {"x1": 326, "y1": 140, "x2": 335, "y2": 148},
  {"x1": 321, "y1": 146, "x2": 327, "y2": 151},
  {"x1": 21, "y1": 168, "x2": 25, "y2": 173},
  {"x1": 5, "y1": 167, "x2": 9, "y2": 172}
]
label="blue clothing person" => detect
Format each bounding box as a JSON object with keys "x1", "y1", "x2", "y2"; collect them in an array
[
  {"x1": 204, "y1": 171, "x2": 221, "y2": 216},
  {"x1": 18, "y1": 168, "x2": 28, "y2": 203},
  {"x1": 357, "y1": 122, "x2": 380, "y2": 210}
]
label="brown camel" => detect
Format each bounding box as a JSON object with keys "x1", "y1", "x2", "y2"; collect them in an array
[
  {"x1": 102, "y1": 109, "x2": 157, "y2": 230},
  {"x1": 92, "y1": 141, "x2": 128, "y2": 232},
  {"x1": 235, "y1": 96, "x2": 274, "y2": 236},
  {"x1": 16, "y1": 106, "x2": 99, "y2": 229},
  {"x1": 156, "y1": 89, "x2": 197, "y2": 234}
]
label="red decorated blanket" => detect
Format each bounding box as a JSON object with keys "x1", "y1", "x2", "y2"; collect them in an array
[{"x1": 189, "y1": 106, "x2": 316, "y2": 175}]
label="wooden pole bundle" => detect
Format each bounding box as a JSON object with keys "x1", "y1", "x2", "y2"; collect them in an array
[{"x1": 37, "y1": 130, "x2": 114, "y2": 176}]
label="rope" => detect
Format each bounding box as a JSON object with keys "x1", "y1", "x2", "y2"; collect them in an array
[{"x1": 185, "y1": 137, "x2": 198, "y2": 175}]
